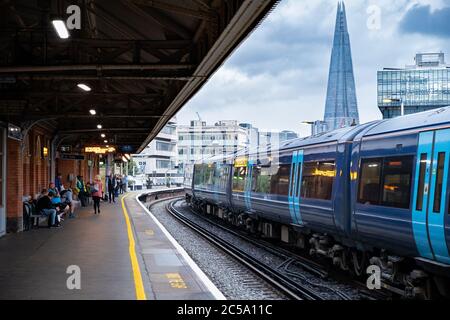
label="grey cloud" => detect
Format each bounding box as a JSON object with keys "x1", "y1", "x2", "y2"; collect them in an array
[{"x1": 400, "y1": 4, "x2": 450, "y2": 38}]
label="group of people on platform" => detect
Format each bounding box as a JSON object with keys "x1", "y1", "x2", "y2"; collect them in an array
[{"x1": 29, "y1": 173, "x2": 128, "y2": 228}]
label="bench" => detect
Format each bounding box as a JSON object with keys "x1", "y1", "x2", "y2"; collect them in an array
[{"x1": 23, "y1": 201, "x2": 48, "y2": 229}]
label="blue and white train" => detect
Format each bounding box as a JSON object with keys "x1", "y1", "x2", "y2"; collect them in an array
[{"x1": 184, "y1": 108, "x2": 450, "y2": 298}]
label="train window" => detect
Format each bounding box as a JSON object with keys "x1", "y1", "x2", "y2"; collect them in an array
[
  {"x1": 301, "y1": 161, "x2": 335, "y2": 200},
  {"x1": 358, "y1": 159, "x2": 382, "y2": 205},
  {"x1": 290, "y1": 163, "x2": 296, "y2": 197},
  {"x1": 415, "y1": 154, "x2": 427, "y2": 211},
  {"x1": 381, "y1": 156, "x2": 413, "y2": 209},
  {"x1": 270, "y1": 164, "x2": 290, "y2": 196},
  {"x1": 295, "y1": 163, "x2": 302, "y2": 197},
  {"x1": 193, "y1": 164, "x2": 205, "y2": 188},
  {"x1": 232, "y1": 166, "x2": 247, "y2": 192},
  {"x1": 433, "y1": 152, "x2": 445, "y2": 213}
]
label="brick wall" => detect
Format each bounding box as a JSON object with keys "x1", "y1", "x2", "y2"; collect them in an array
[{"x1": 6, "y1": 139, "x2": 23, "y2": 232}]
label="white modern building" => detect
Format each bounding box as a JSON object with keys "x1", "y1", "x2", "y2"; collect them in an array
[
  {"x1": 178, "y1": 120, "x2": 248, "y2": 168},
  {"x1": 132, "y1": 118, "x2": 182, "y2": 187}
]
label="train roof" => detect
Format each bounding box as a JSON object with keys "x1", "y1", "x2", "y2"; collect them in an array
[
  {"x1": 279, "y1": 121, "x2": 379, "y2": 150},
  {"x1": 364, "y1": 107, "x2": 450, "y2": 137}
]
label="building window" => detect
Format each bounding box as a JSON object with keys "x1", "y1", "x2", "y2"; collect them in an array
[
  {"x1": 156, "y1": 141, "x2": 174, "y2": 152},
  {"x1": 301, "y1": 161, "x2": 335, "y2": 200},
  {"x1": 156, "y1": 160, "x2": 171, "y2": 169}
]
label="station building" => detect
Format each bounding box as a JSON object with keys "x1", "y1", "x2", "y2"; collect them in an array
[{"x1": 378, "y1": 52, "x2": 450, "y2": 118}]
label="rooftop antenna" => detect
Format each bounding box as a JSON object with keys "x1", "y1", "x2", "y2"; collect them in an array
[{"x1": 196, "y1": 112, "x2": 202, "y2": 121}]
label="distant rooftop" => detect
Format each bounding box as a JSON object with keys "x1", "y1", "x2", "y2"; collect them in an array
[{"x1": 383, "y1": 52, "x2": 449, "y2": 71}]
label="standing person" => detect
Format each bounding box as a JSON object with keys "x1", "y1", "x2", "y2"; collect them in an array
[
  {"x1": 107, "y1": 175, "x2": 116, "y2": 203},
  {"x1": 123, "y1": 175, "x2": 128, "y2": 193},
  {"x1": 55, "y1": 173, "x2": 63, "y2": 193},
  {"x1": 118, "y1": 175, "x2": 123, "y2": 194},
  {"x1": 92, "y1": 175, "x2": 103, "y2": 214},
  {"x1": 76, "y1": 176, "x2": 87, "y2": 207}
]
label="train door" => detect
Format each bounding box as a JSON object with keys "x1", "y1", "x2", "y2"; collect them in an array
[
  {"x1": 244, "y1": 160, "x2": 254, "y2": 211},
  {"x1": 288, "y1": 150, "x2": 303, "y2": 225},
  {"x1": 0, "y1": 128, "x2": 5, "y2": 236},
  {"x1": 412, "y1": 129, "x2": 450, "y2": 264}
]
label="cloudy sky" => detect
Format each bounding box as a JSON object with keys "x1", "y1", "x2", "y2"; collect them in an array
[{"x1": 176, "y1": 0, "x2": 450, "y2": 137}]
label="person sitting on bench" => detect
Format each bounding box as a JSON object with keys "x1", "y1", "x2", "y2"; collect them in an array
[
  {"x1": 36, "y1": 189, "x2": 59, "y2": 228},
  {"x1": 60, "y1": 184, "x2": 76, "y2": 218}
]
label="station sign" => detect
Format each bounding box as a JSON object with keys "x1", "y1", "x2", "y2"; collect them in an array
[
  {"x1": 7, "y1": 123, "x2": 22, "y2": 141},
  {"x1": 61, "y1": 154, "x2": 85, "y2": 160},
  {"x1": 60, "y1": 145, "x2": 72, "y2": 153},
  {"x1": 84, "y1": 146, "x2": 116, "y2": 154}
]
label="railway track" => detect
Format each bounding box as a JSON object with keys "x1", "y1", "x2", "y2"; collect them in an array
[{"x1": 167, "y1": 198, "x2": 339, "y2": 300}]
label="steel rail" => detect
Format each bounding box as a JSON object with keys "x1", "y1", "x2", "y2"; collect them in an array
[{"x1": 167, "y1": 199, "x2": 324, "y2": 301}]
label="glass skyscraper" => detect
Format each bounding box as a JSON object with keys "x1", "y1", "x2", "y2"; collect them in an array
[
  {"x1": 323, "y1": 1, "x2": 359, "y2": 132},
  {"x1": 378, "y1": 52, "x2": 450, "y2": 119}
]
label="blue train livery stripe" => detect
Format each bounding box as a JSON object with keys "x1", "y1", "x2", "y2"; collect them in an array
[
  {"x1": 412, "y1": 131, "x2": 434, "y2": 260},
  {"x1": 428, "y1": 129, "x2": 450, "y2": 264}
]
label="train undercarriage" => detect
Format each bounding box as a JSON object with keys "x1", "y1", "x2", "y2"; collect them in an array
[{"x1": 187, "y1": 195, "x2": 450, "y2": 299}]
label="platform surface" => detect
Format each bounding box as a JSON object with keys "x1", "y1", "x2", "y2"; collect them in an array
[{"x1": 0, "y1": 191, "x2": 222, "y2": 300}]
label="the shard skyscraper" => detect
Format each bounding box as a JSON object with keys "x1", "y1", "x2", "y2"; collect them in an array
[{"x1": 323, "y1": 1, "x2": 359, "y2": 131}]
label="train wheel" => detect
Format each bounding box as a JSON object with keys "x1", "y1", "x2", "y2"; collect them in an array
[{"x1": 351, "y1": 250, "x2": 367, "y2": 277}]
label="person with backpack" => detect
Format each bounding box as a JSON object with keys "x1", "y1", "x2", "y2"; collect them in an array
[{"x1": 91, "y1": 175, "x2": 103, "y2": 215}]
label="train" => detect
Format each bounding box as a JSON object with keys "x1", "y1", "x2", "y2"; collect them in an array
[{"x1": 183, "y1": 107, "x2": 450, "y2": 299}]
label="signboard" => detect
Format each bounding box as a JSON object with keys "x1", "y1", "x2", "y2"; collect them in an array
[
  {"x1": 60, "y1": 145, "x2": 72, "y2": 153},
  {"x1": 7, "y1": 123, "x2": 22, "y2": 141},
  {"x1": 85, "y1": 146, "x2": 115, "y2": 154},
  {"x1": 61, "y1": 154, "x2": 85, "y2": 160}
]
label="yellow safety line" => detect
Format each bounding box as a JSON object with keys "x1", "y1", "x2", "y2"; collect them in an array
[{"x1": 121, "y1": 194, "x2": 147, "y2": 300}]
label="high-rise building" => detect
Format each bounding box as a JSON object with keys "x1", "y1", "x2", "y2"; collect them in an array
[
  {"x1": 177, "y1": 120, "x2": 248, "y2": 168},
  {"x1": 323, "y1": 1, "x2": 359, "y2": 132},
  {"x1": 131, "y1": 118, "x2": 182, "y2": 186},
  {"x1": 378, "y1": 52, "x2": 450, "y2": 119}
]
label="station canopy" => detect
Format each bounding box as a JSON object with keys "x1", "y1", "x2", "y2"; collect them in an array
[{"x1": 0, "y1": 0, "x2": 276, "y2": 153}]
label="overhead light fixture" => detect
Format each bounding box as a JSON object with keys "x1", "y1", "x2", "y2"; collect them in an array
[
  {"x1": 101, "y1": 134, "x2": 106, "y2": 138},
  {"x1": 104, "y1": 140, "x2": 108, "y2": 143},
  {"x1": 52, "y1": 20, "x2": 69, "y2": 39},
  {"x1": 89, "y1": 109, "x2": 96, "y2": 115},
  {"x1": 97, "y1": 124, "x2": 102, "y2": 129},
  {"x1": 124, "y1": 154, "x2": 131, "y2": 160},
  {"x1": 122, "y1": 156, "x2": 128, "y2": 163},
  {"x1": 106, "y1": 145, "x2": 109, "y2": 148},
  {"x1": 77, "y1": 84, "x2": 91, "y2": 92}
]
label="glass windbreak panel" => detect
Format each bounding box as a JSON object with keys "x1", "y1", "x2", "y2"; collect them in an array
[
  {"x1": 270, "y1": 164, "x2": 290, "y2": 196},
  {"x1": 358, "y1": 158, "x2": 382, "y2": 205},
  {"x1": 381, "y1": 156, "x2": 414, "y2": 209},
  {"x1": 416, "y1": 154, "x2": 427, "y2": 211},
  {"x1": 301, "y1": 161, "x2": 335, "y2": 200},
  {"x1": 232, "y1": 166, "x2": 247, "y2": 192},
  {"x1": 433, "y1": 152, "x2": 445, "y2": 213}
]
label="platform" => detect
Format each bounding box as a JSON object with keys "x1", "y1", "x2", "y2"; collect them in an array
[{"x1": 0, "y1": 191, "x2": 224, "y2": 300}]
